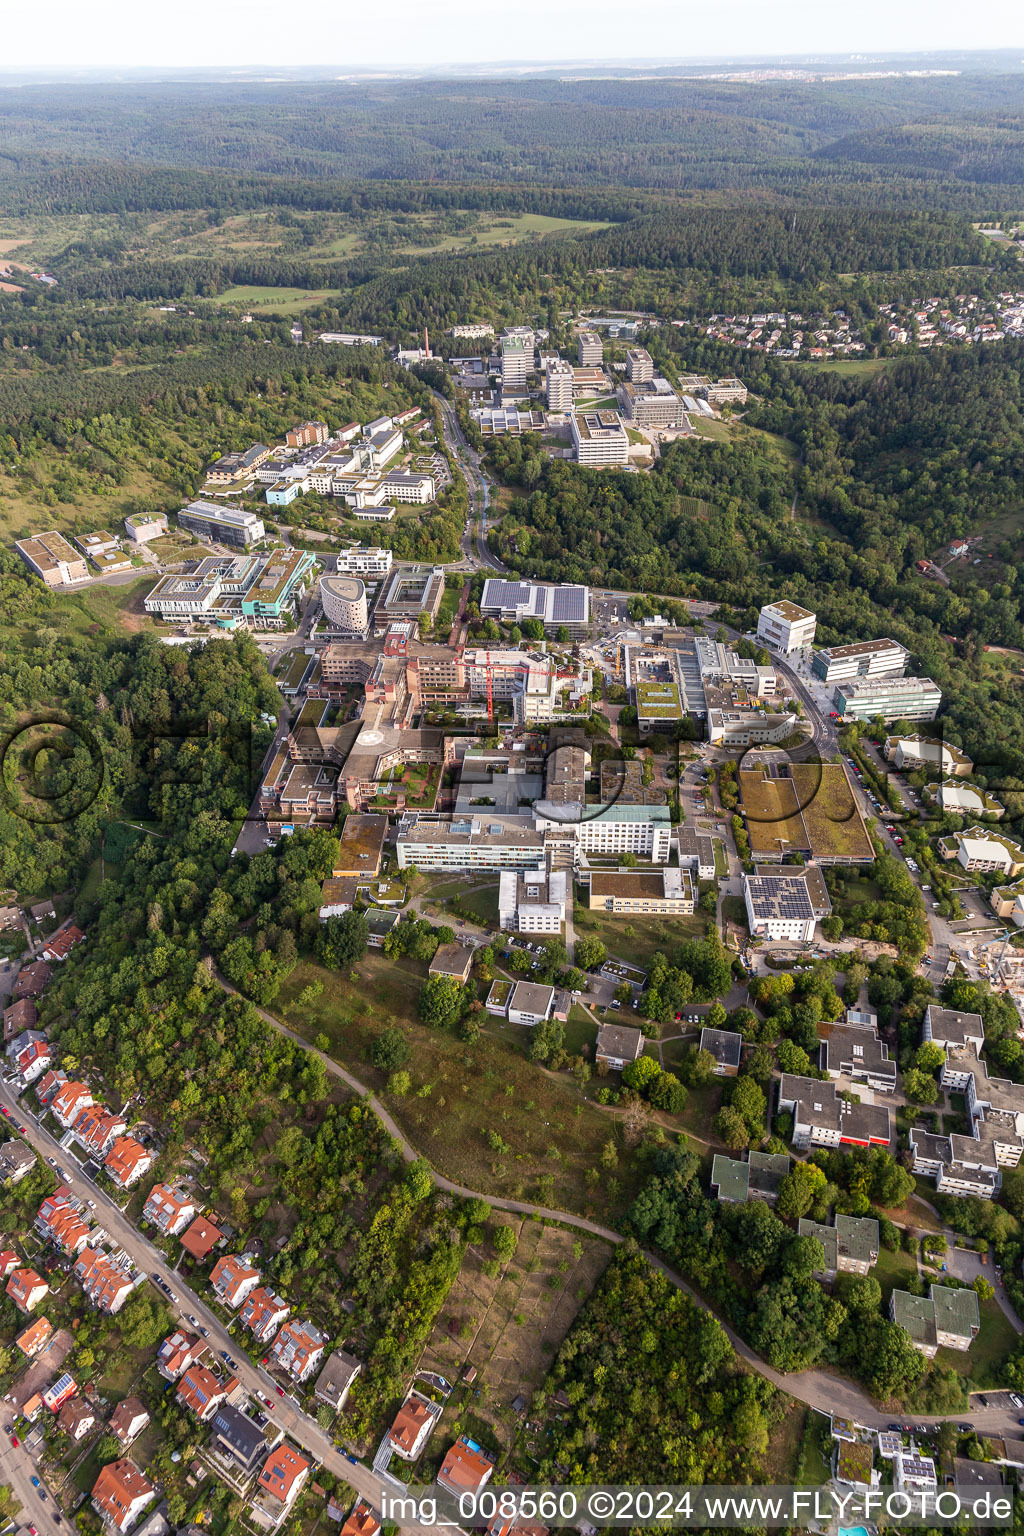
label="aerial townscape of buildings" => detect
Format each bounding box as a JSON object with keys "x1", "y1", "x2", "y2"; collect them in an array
[{"x1": 6, "y1": 276, "x2": 1024, "y2": 1536}]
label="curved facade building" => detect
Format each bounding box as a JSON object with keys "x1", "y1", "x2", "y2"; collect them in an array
[{"x1": 320, "y1": 573, "x2": 367, "y2": 631}]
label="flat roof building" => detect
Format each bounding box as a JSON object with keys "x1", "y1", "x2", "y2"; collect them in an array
[
  {"x1": 546, "y1": 359, "x2": 575, "y2": 412},
  {"x1": 577, "y1": 330, "x2": 603, "y2": 365},
  {"x1": 570, "y1": 410, "x2": 629, "y2": 466},
  {"x1": 15, "y1": 532, "x2": 88, "y2": 587},
  {"x1": 812, "y1": 638, "x2": 909, "y2": 684},
  {"x1": 833, "y1": 675, "x2": 941, "y2": 723},
  {"x1": 177, "y1": 501, "x2": 265, "y2": 548},
  {"x1": 756, "y1": 600, "x2": 817, "y2": 655},
  {"x1": 778, "y1": 1074, "x2": 891, "y2": 1150},
  {"x1": 588, "y1": 867, "x2": 696, "y2": 915},
  {"x1": 320, "y1": 574, "x2": 367, "y2": 633},
  {"x1": 625, "y1": 347, "x2": 654, "y2": 383},
  {"x1": 744, "y1": 865, "x2": 831, "y2": 942}
]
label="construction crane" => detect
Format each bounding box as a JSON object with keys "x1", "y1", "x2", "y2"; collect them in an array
[{"x1": 466, "y1": 651, "x2": 563, "y2": 723}]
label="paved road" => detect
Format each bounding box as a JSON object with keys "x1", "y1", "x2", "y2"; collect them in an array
[
  {"x1": 0, "y1": 1426, "x2": 61, "y2": 1536},
  {"x1": 0, "y1": 1082, "x2": 428, "y2": 1531},
  {"x1": 206, "y1": 969, "x2": 1021, "y2": 1437},
  {"x1": 431, "y1": 391, "x2": 505, "y2": 571}
]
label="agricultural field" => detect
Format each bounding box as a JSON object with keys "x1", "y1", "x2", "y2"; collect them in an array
[{"x1": 211, "y1": 284, "x2": 336, "y2": 313}]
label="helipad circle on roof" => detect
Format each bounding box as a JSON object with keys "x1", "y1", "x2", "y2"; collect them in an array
[{"x1": 360, "y1": 730, "x2": 384, "y2": 745}]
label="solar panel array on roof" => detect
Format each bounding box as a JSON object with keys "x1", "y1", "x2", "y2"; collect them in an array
[
  {"x1": 547, "y1": 586, "x2": 587, "y2": 624},
  {"x1": 747, "y1": 875, "x2": 814, "y2": 921}
]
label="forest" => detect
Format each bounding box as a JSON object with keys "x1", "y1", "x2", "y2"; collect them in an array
[
  {"x1": 486, "y1": 337, "x2": 1024, "y2": 806},
  {"x1": 1, "y1": 73, "x2": 1024, "y2": 206}
]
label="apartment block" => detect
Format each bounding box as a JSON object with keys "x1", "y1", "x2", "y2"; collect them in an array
[
  {"x1": 798, "y1": 1214, "x2": 879, "y2": 1278},
  {"x1": 891, "y1": 1284, "x2": 979, "y2": 1357},
  {"x1": 910, "y1": 1008, "x2": 1024, "y2": 1197},
  {"x1": 336, "y1": 545, "x2": 393, "y2": 577},
  {"x1": 820, "y1": 1018, "x2": 897, "y2": 1093},
  {"x1": 777, "y1": 1074, "x2": 891, "y2": 1149}
]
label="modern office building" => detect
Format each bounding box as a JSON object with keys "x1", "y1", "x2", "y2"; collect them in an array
[
  {"x1": 480, "y1": 579, "x2": 590, "y2": 635},
  {"x1": 335, "y1": 546, "x2": 393, "y2": 577},
  {"x1": 500, "y1": 334, "x2": 533, "y2": 387},
  {"x1": 832, "y1": 675, "x2": 942, "y2": 723},
  {"x1": 587, "y1": 867, "x2": 696, "y2": 914},
  {"x1": 144, "y1": 551, "x2": 316, "y2": 630},
  {"x1": 123, "y1": 513, "x2": 168, "y2": 544},
  {"x1": 546, "y1": 359, "x2": 575, "y2": 412},
  {"x1": 570, "y1": 410, "x2": 629, "y2": 466},
  {"x1": 498, "y1": 867, "x2": 567, "y2": 932},
  {"x1": 206, "y1": 444, "x2": 271, "y2": 484},
  {"x1": 319, "y1": 575, "x2": 367, "y2": 632},
  {"x1": 616, "y1": 382, "x2": 683, "y2": 429},
  {"x1": 178, "y1": 501, "x2": 265, "y2": 548},
  {"x1": 577, "y1": 330, "x2": 603, "y2": 366},
  {"x1": 743, "y1": 865, "x2": 831, "y2": 941},
  {"x1": 375, "y1": 565, "x2": 446, "y2": 631},
  {"x1": 811, "y1": 638, "x2": 909, "y2": 684},
  {"x1": 625, "y1": 347, "x2": 654, "y2": 383},
  {"x1": 884, "y1": 734, "x2": 972, "y2": 775},
  {"x1": 756, "y1": 600, "x2": 817, "y2": 654},
  {"x1": 15, "y1": 532, "x2": 88, "y2": 587}
]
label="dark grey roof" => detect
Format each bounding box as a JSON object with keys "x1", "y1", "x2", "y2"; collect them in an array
[{"x1": 211, "y1": 1403, "x2": 266, "y2": 1465}]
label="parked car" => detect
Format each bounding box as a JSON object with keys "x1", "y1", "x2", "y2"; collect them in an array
[
  {"x1": 31, "y1": 1480, "x2": 40, "y2": 1490},
  {"x1": 1010, "y1": 1393, "x2": 1023, "y2": 1409}
]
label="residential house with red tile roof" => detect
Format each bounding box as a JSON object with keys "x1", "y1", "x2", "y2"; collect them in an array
[
  {"x1": 437, "y1": 1436, "x2": 495, "y2": 1496},
  {"x1": 104, "y1": 1136, "x2": 153, "y2": 1189},
  {"x1": 74, "y1": 1249, "x2": 135, "y2": 1314},
  {"x1": 108, "y1": 1397, "x2": 150, "y2": 1447},
  {"x1": 269, "y1": 1319, "x2": 325, "y2": 1382},
  {"x1": 13, "y1": 960, "x2": 51, "y2": 999},
  {"x1": 339, "y1": 1501, "x2": 381, "y2": 1536},
  {"x1": 388, "y1": 1397, "x2": 435, "y2": 1460},
  {"x1": 156, "y1": 1329, "x2": 202, "y2": 1381},
  {"x1": 257, "y1": 1443, "x2": 311, "y2": 1512},
  {"x1": 15, "y1": 1316, "x2": 53, "y2": 1356},
  {"x1": 8, "y1": 1032, "x2": 53, "y2": 1084},
  {"x1": 91, "y1": 1459, "x2": 157, "y2": 1532},
  {"x1": 142, "y1": 1184, "x2": 196, "y2": 1236},
  {"x1": 36, "y1": 1186, "x2": 91, "y2": 1255},
  {"x1": 51, "y1": 1080, "x2": 94, "y2": 1128},
  {"x1": 0, "y1": 1250, "x2": 19, "y2": 1277},
  {"x1": 180, "y1": 1215, "x2": 222, "y2": 1260},
  {"x1": 58, "y1": 1396, "x2": 97, "y2": 1441},
  {"x1": 35, "y1": 1067, "x2": 67, "y2": 1105},
  {"x1": 210, "y1": 1254, "x2": 261, "y2": 1308},
  {"x1": 240, "y1": 1286, "x2": 290, "y2": 1343},
  {"x1": 176, "y1": 1363, "x2": 228, "y2": 1421},
  {"x1": 41, "y1": 924, "x2": 85, "y2": 962},
  {"x1": 72, "y1": 1104, "x2": 127, "y2": 1159},
  {"x1": 6, "y1": 1267, "x2": 49, "y2": 1313}
]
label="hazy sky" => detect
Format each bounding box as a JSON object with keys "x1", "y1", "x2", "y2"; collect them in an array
[{"x1": 4, "y1": 0, "x2": 1024, "y2": 70}]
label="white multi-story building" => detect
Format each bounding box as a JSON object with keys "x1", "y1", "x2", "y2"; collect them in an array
[
  {"x1": 885, "y1": 734, "x2": 972, "y2": 775},
  {"x1": 756, "y1": 600, "x2": 817, "y2": 654},
  {"x1": 499, "y1": 867, "x2": 567, "y2": 932},
  {"x1": 396, "y1": 804, "x2": 671, "y2": 872},
  {"x1": 625, "y1": 347, "x2": 654, "y2": 383},
  {"x1": 178, "y1": 501, "x2": 265, "y2": 548},
  {"x1": 577, "y1": 331, "x2": 603, "y2": 366},
  {"x1": 570, "y1": 411, "x2": 629, "y2": 466},
  {"x1": 616, "y1": 382, "x2": 683, "y2": 429},
  {"x1": 777, "y1": 1074, "x2": 891, "y2": 1150},
  {"x1": 811, "y1": 638, "x2": 909, "y2": 685},
  {"x1": 832, "y1": 675, "x2": 941, "y2": 723},
  {"x1": 743, "y1": 865, "x2": 831, "y2": 942},
  {"x1": 546, "y1": 359, "x2": 575, "y2": 412},
  {"x1": 319, "y1": 575, "x2": 367, "y2": 632},
  {"x1": 335, "y1": 546, "x2": 393, "y2": 577},
  {"x1": 501, "y1": 334, "x2": 534, "y2": 387}
]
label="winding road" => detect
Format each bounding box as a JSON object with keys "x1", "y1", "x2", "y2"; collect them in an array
[{"x1": 207, "y1": 966, "x2": 1022, "y2": 1441}]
